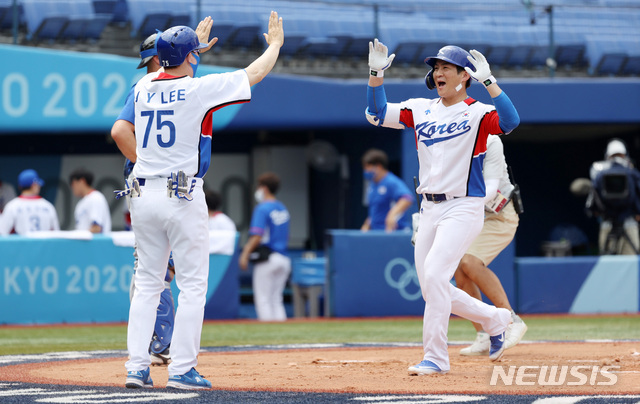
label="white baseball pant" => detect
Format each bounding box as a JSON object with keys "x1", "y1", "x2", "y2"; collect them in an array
[
  {"x1": 414, "y1": 197, "x2": 511, "y2": 371},
  {"x1": 252, "y1": 252, "x2": 292, "y2": 321},
  {"x1": 125, "y1": 177, "x2": 209, "y2": 377}
]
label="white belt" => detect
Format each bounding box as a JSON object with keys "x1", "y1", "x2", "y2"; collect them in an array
[{"x1": 138, "y1": 177, "x2": 203, "y2": 188}]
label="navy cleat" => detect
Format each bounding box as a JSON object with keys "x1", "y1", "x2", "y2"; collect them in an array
[
  {"x1": 166, "y1": 368, "x2": 212, "y2": 390},
  {"x1": 408, "y1": 360, "x2": 448, "y2": 376},
  {"x1": 489, "y1": 331, "x2": 506, "y2": 361},
  {"x1": 125, "y1": 367, "x2": 153, "y2": 388}
]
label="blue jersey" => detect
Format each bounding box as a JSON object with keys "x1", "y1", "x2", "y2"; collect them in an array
[
  {"x1": 249, "y1": 200, "x2": 290, "y2": 255},
  {"x1": 367, "y1": 172, "x2": 413, "y2": 230},
  {"x1": 117, "y1": 86, "x2": 136, "y2": 179}
]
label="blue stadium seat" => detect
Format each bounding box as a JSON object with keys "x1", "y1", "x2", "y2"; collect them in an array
[
  {"x1": 528, "y1": 45, "x2": 550, "y2": 68},
  {"x1": 594, "y1": 53, "x2": 627, "y2": 76},
  {"x1": 128, "y1": 0, "x2": 171, "y2": 37},
  {"x1": 487, "y1": 45, "x2": 512, "y2": 68},
  {"x1": 621, "y1": 55, "x2": 640, "y2": 76},
  {"x1": 1, "y1": 2, "x2": 23, "y2": 30},
  {"x1": 392, "y1": 41, "x2": 426, "y2": 66},
  {"x1": 22, "y1": 0, "x2": 69, "y2": 41},
  {"x1": 505, "y1": 45, "x2": 533, "y2": 69},
  {"x1": 60, "y1": 0, "x2": 110, "y2": 41},
  {"x1": 555, "y1": 44, "x2": 587, "y2": 68}
]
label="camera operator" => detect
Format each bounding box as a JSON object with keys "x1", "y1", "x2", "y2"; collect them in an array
[{"x1": 586, "y1": 139, "x2": 640, "y2": 255}]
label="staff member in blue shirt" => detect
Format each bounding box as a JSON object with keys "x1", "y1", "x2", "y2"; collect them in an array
[
  {"x1": 360, "y1": 148, "x2": 414, "y2": 232},
  {"x1": 239, "y1": 172, "x2": 291, "y2": 321}
]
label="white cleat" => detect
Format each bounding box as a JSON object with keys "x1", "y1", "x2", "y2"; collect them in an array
[
  {"x1": 460, "y1": 331, "x2": 490, "y2": 356},
  {"x1": 504, "y1": 318, "x2": 528, "y2": 350}
]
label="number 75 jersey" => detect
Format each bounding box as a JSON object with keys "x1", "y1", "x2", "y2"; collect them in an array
[{"x1": 132, "y1": 70, "x2": 251, "y2": 179}]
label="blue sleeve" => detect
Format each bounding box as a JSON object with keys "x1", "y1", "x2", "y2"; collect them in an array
[
  {"x1": 249, "y1": 204, "x2": 268, "y2": 236},
  {"x1": 391, "y1": 176, "x2": 413, "y2": 201},
  {"x1": 366, "y1": 85, "x2": 388, "y2": 125},
  {"x1": 492, "y1": 91, "x2": 520, "y2": 134},
  {"x1": 116, "y1": 86, "x2": 135, "y2": 124}
]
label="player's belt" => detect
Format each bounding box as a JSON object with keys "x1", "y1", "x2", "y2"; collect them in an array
[
  {"x1": 424, "y1": 193, "x2": 449, "y2": 203},
  {"x1": 136, "y1": 177, "x2": 204, "y2": 187}
]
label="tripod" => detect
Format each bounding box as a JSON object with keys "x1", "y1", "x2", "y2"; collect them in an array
[{"x1": 602, "y1": 219, "x2": 640, "y2": 255}]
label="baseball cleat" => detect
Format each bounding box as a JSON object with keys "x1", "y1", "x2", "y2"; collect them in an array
[
  {"x1": 489, "y1": 331, "x2": 506, "y2": 361},
  {"x1": 166, "y1": 368, "x2": 212, "y2": 390},
  {"x1": 504, "y1": 318, "x2": 528, "y2": 350},
  {"x1": 125, "y1": 367, "x2": 153, "y2": 388},
  {"x1": 408, "y1": 360, "x2": 448, "y2": 376},
  {"x1": 460, "y1": 331, "x2": 490, "y2": 356},
  {"x1": 150, "y1": 348, "x2": 171, "y2": 366}
]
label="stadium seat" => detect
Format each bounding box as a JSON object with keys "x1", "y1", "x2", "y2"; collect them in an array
[
  {"x1": 527, "y1": 45, "x2": 549, "y2": 68},
  {"x1": 22, "y1": 0, "x2": 69, "y2": 41},
  {"x1": 487, "y1": 45, "x2": 512, "y2": 68},
  {"x1": 0, "y1": 1, "x2": 23, "y2": 30},
  {"x1": 60, "y1": 0, "x2": 110, "y2": 41},
  {"x1": 621, "y1": 55, "x2": 640, "y2": 76},
  {"x1": 92, "y1": 0, "x2": 117, "y2": 19},
  {"x1": 392, "y1": 41, "x2": 426, "y2": 66},
  {"x1": 555, "y1": 44, "x2": 587, "y2": 69},
  {"x1": 505, "y1": 45, "x2": 533, "y2": 69},
  {"x1": 594, "y1": 53, "x2": 627, "y2": 76}
]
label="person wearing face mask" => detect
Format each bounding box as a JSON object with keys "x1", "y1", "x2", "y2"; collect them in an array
[
  {"x1": 360, "y1": 148, "x2": 414, "y2": 232},
  {"x1": 239, "y1": 172, "x2": 291, "y2": 321}
]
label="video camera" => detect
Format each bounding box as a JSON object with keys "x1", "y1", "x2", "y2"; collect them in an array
[{"x1": 588, "y1": 160, "x2": 635, "y2": 222}]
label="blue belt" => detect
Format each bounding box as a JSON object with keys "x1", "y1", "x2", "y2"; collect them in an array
[
  {"x1": 424, "y1": 193, "x2": 448, "y2": 203},
  {"x1": 137, "y1": 178, "x2": 146, "y2": 186}
]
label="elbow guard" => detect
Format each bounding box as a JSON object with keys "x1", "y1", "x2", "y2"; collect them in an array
[
  {"x1": 366, "y1": 85, "x2": 388, "y2": 126},
  {"x1": 493, "y1": 92, "x2": 520, "y2": 134}
]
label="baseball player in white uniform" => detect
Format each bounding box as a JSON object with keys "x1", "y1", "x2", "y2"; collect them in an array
[
  {"x1": 455, "y1": 135, "x2": 527, "y2": 356},
  {"x1": 124, "y1": 12, "x2": 283, "y2": 390},
  {"x1": 366, "y1": 40, "x2": 520, "y2": 375},
  {"x1": 0, "y1": 169, "x2": 59, "y2": 235},
  {"x1": 69, "y1": 168, "x2": 111, "y2": 233}
]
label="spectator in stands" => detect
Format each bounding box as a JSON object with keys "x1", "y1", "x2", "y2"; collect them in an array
[
  {"x1": 585, "y1": 138, "x2": 640, "y2": 254},
  {"x1": 239, "y1": 172, "x2": 291, "y2": 321},
  {"x1": 0, "y1": 169, "x2": 59, "y2": 235},
  {"x1": 360, "y1": 148, "x2": 413, "y2": 232},
  {"x1": 69, "y1": 167, "x2": 112, "y2": 234},
  {"x1": 205, "y1": 189, "x2": 236, "y2": 231},
  {"x1": 0, "y1": 173, "x2": 16, "y2": 213}
]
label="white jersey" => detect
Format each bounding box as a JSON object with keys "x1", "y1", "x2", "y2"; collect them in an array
[
  {"x1": 208, "y1": 212, "x2": 236, "y2": 232},
  {"x1": 484, "y1": 135, "x2": 514, "y2": 198},
  {"x1": 385, "y1": 97, "x2": 505, "y2": 197},
  {"x1": 132, "y1": 70, "x2": 251, "y2": 179},
  {"x1": 0, "y1": 195, "x2": 60, "y2": 235},
  {"x1": 74, "y1": 190, "x2": 112, "y2": 233}
]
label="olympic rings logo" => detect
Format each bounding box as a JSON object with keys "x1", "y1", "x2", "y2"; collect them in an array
[{"x1": 383, "y1": 258, "x2": 422, "y2": 301}]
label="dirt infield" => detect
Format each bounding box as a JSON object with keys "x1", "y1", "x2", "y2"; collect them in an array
[{"x1": 1, "y1": 342, "x2": 639, "y2": 395}]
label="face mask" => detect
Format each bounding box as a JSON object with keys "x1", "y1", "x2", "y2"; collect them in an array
[
  {"x1": 190, "y1": 51, "x2": 200, "y2": 76},
  {"x1": 363, "y1": 170, "x2": 375, "y2": 181},
  {"x1": 254, "y1": 188, "x2": 265, "y2": 203}
]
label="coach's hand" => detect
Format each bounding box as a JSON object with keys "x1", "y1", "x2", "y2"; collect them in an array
[
  {"x1": 465, "y1": 49, "x2": 496, "y2": 87},
  {"x1": 368, "y1": 38, "x2": 395, "y2": 77},
  {"x1": 195, "y1": 16, "x2": 218, "y2": 53}
]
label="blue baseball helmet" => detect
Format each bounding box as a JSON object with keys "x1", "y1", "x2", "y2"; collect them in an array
[
  {"x1": 424, "y1": 45, "x2": 475, "y2": 90},
  {"x1": 157, "y1": 26, "x2": 208, "y2": 68}
]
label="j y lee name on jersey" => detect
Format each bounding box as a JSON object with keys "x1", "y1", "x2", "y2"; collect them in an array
[
  {"x1": 416, "y1": 119, "x2": 471, "y2": 147},
  {"x1": 136, "y1": 89, "x2": 187, "y2": 104}
]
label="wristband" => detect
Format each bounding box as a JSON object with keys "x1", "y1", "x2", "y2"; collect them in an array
[
  {"x1": 482, "y1": 75, "x2": 496, "y2": 87},
  {"x1": 370, "y1": 69, "x2": 383, "y2": 78}
]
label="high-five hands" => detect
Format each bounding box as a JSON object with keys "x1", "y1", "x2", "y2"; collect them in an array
[{"x1": 368, "y1": 38, "x2": 395, "y2": 77}]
